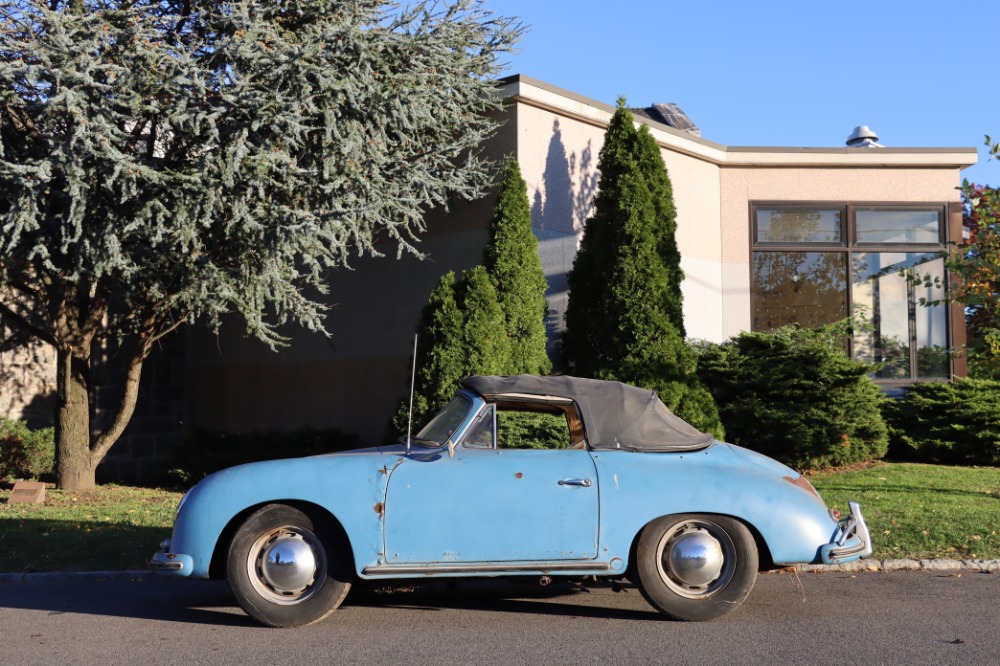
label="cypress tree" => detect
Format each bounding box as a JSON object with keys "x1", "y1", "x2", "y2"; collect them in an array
[
  {"x1": 563, "y1": 102, "x2": 637, "y2": 376},
  {"x1": 390, "y1": 264, "x2": 511, "y2": 438},
  {"x1": 484, "y1": 159, "x2": 552, "y2": 375},
  {"x1": 459, "y1": 265, "x2": 511, "y2": 377},
  {"x1": 563, "y1": 100, "x2": 723, "y2": 437},
  {"x1": 390, "y1": 272, "x2": 466, "y2": 438}
]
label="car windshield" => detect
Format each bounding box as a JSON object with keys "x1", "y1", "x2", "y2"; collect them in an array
[{"x1": 410, "y1": 396, "x2": 471, "y2": 447}]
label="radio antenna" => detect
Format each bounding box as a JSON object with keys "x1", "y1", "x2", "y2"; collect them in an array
[{"x1": 406, "y1": 334, "x2": 418, "y2": 455}]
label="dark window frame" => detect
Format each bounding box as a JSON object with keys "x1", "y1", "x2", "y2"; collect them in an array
[{"x1": 750, "y1": 201, "x2": 963, "y2": 384}]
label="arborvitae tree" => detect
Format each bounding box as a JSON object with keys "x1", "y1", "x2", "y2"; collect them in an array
[
  {"x1": 389, "y1": 265, "x2": 511, "y2": 438},
  {"x1": 459, "y1": 265, "x2": 511, "y2": 377},
  {"x1": 483, "y1": 159, "x2": 552, "y2": 375},
  {"x1": 390, "y1": 272, "x2": 466, "y2": 439},
  {"x1": 563, "y1": 100, "x2": 723, "y2": 437},
  {"x1": 0, "y1": 0, "x2": 521, "y2": 489},
  {"x1": 563, "y1": 103, "x2": 637, "y2": 376}
]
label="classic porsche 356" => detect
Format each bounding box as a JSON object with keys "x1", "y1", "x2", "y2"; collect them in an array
[{"x1": 151, "y1": 375, "x2": 872, "y2": 627}]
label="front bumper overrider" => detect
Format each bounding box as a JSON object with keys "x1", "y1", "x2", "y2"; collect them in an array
[
  {"x1": 148, "y1": 539, "x2": 194, "y2": 577},
  {"x1": 820, "y1": 501, "x2": 873, "y2": 564}
]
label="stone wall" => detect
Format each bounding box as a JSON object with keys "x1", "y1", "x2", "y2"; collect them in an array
[{"x1": 0, "y1": 318, "x2": 56, "y2": 429}]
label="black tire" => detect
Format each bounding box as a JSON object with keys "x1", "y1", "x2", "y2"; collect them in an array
[
  {"x1": 227, "y1": 504, "x2": 352, "y2": 627},
  {"x1": 633, "y1": 514, "x2": 758, "y2": 621}
]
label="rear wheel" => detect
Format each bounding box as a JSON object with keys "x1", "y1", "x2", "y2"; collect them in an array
[
  {"x1": 227, "y1": 504, "x2": 352, "y2": 627},
  {"x1": 633, "y1": 514, "x2": 757, "y2": 621}
]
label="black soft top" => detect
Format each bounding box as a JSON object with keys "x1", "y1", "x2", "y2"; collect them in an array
[{"x1": 461, "y1": 375, "x2": 714, "y2": 452}]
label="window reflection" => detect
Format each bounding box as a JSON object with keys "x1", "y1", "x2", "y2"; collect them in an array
[
  {"x1": 752, "y1": 252, "x2": 847, "y2": 330},
  {"x1": 750, "y1": 204, "x2": 951, "y2": 382},
  {"x1": 855, "y1": 209, "x2": 941, "y2": 244},
  {"x1": 851, "y1": 253, "x2": 947, "y2": 379},
  {"x1": 755, "y1": 209, "x2": 842, "y2": 244}
]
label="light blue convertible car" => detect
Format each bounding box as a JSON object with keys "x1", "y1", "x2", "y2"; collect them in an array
[{"x1": 151, "y1": 375, "x2": 872, "y2": 627}]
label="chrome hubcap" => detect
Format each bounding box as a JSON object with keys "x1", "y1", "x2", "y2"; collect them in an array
[
  {"x1": 248, "y1": 526, "x2": 326, "y2": 605},
  {"x1": 656, "y1": 520, "x2": 736, "y2": 599}
]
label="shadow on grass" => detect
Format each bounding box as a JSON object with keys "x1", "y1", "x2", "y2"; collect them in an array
[
  {"x1": 0, "y1": 518, "x2": 170, "y2": 573},
  {"x1": 814, "y1": 483, "x2": 1000, "y2": 500}
]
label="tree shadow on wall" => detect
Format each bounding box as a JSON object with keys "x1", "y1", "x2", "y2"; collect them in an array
[
  {"x1": 0, "y1": 320, "x2": 56, "y2": 429},
  {"x1": 531, "y1": 118, "x2": 599, "y2": 236},
  {"x1": 530, "y1": 119, "x2": 600, "y2": 358}
]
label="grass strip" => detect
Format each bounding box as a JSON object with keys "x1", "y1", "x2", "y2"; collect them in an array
[
  {"x1": 810, "y1": 462, "x2": 1000, "y2": 560},
  {"x1": 0, "y1": 485, "x2": 182, "y2": 573}
]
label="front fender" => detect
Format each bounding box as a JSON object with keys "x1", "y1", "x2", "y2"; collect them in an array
[{"x1": 167, "y1": 449, "x2": 398, "y2": 579}]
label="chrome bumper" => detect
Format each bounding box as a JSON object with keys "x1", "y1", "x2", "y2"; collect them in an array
[
  {"x1": 820, "y1": 501, "x2": 873, "y2": 564},
  {"x1": 148, "y1": 539, "x2": 194, "y2": 577}
]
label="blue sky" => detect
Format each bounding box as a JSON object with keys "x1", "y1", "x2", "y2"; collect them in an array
[{"x1": 487, "y1": 0, "x2": 1000, "y2": 186}]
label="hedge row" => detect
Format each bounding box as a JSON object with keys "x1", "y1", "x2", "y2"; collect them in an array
[{"x1": 882, "y1": 379, "x2": 1000, "y2": 466}]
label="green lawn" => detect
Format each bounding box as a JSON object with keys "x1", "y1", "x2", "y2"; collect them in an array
[
  {"x1": 0, "y1": 485, "x2": 182, "y2": 573},
  {"x1": 1, "y1": 462, "x2": 998, "y2": 573},
  {"x1": 810, "y1": 463, "x2": 1000, "y2": 560}
]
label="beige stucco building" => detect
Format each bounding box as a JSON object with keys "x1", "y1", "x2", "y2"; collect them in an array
[{"x1": 1, "y1": 74, "x2": 978, "y2": 474}]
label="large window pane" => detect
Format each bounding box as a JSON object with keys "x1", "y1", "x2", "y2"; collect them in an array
[
  {"x1": 755, "y1": 208, "x2": 842, "y2": 244},
  {"x1": 752, "y1": 251, "x2": 847, "y2": 330},
  {"x1": 855, "y1": 209, "x2": 941, "y2": 244},
  {"x1": 913, "y1": 257, "x2": 948, "y2": 378},
  {"x1": 851, "y1": 253, "x2": 948, "y2": 379}
]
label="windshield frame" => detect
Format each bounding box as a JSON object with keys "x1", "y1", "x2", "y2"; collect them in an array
[{"x1": 409, "y1": 394, "x2": 474, "y2": 448}]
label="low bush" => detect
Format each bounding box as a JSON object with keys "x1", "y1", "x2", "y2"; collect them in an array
[
  {"x1": 498, "y1": 411, "x2": 570, "y2": 449},
  {"x1": 0, "y1": 417, "x2": 55, "y2": 482},
  {"x1": 695, "y1": 323, "x2": 888, "y2": 471},
  {"x1": 882, "y1": 379, "x2": 1000, "y2": 465},
  {"x1": 170, "y1": 426, "x2": 360, "y2": 483}
]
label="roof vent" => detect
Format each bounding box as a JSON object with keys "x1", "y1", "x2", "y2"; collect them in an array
[
  {"x1": 846, "y1": 125, "x2": 882, "y2": 148},
  {"x1": 631, "y1": 103, "x2": 700, "y2": 137}
]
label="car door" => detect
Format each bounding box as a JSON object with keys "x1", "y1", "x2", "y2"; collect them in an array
[{"x1": 382, "y1": 405, "x2": 600, "y2": 564}]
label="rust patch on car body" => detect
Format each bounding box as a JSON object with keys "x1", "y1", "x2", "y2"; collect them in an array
[
  {"x1": 374, "y1": 502, "x2": 385, "y2": 517},
  {"x1": 784, "y1": 475, "x2": 820, "y2": 499},
  {"x1": 514, "y1": 472, "x2": 523, "y2": 479}
]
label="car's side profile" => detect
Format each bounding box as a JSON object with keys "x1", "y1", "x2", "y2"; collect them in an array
[{"x1": 151, "y1": 375, "x2": 871, "y2": 627}]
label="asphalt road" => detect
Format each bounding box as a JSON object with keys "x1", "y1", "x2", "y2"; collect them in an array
[{"x1": 2, "y1": 571, "x2": 997, "y2": 665}]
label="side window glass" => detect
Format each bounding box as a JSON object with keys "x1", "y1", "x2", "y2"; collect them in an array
[
  {"x1": 461, "y1": 404, "x2": 495, "y2": 448},
  {"x1": 497, "y1": 411, "x2": 571, "y2": 449}
]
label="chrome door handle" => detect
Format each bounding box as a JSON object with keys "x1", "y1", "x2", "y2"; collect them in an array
[{"x1": 558, "y1": 478, "x2": 592, "y2": 487}]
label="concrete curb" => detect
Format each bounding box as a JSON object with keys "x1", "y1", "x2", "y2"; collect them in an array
[
  {"x1": 794, "y1": 558, "x2": 1000, "y2": 574},
  {"x1": 2, "y1": 559, "x2": 999, "y2": 584}
]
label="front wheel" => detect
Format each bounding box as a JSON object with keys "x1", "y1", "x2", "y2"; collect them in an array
[
  {"x1": 227, "y1": 504, "x2": 352, "y2": 627},
  {"x1": 633, "y1": 514, "x2": 758, "y2": 621}
]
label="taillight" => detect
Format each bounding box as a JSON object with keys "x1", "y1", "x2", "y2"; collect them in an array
[{"x1": 829, "y1": 508, "x2": 842, "y2": 522}]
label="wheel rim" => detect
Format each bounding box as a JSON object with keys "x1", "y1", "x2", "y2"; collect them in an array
[
  {"x1": 246, "y1": 525, "x2": 327, "y2": 605},
  {"x1": 655, "y1": 519, "x2": 737, "y2": 599}
]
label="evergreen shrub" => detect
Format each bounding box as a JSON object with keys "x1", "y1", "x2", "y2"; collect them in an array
[
  {"x1": 170, "y1": 426, "x2": 359, "y2": 483},
  {"x1": 696, "y1": 323, "x2": 888, "y2": 470},
  {"x1": 497, "y1": 411, "x2": 569, "y2": 449},
  {"x1": 0, "y1": 417, "x2": 55, "y2": 482},
  {"x1": 882, "y1": 379, "x2": 1000, "y2": 465},
  {"x1": 389, "y1": 158, "x2": 553, "y2": 439},
  {"x1": 562, "y1": 101, "x2": 723, "y2": 438}
]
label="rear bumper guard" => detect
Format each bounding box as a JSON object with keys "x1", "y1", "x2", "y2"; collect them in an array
[{"x1": 820, "y1": 501, "x2": 873, "y2": 564}]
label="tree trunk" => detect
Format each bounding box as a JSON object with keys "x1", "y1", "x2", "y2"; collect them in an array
[{"x1": 55, "y1": 349, "x2": 97, "y2": 490}]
